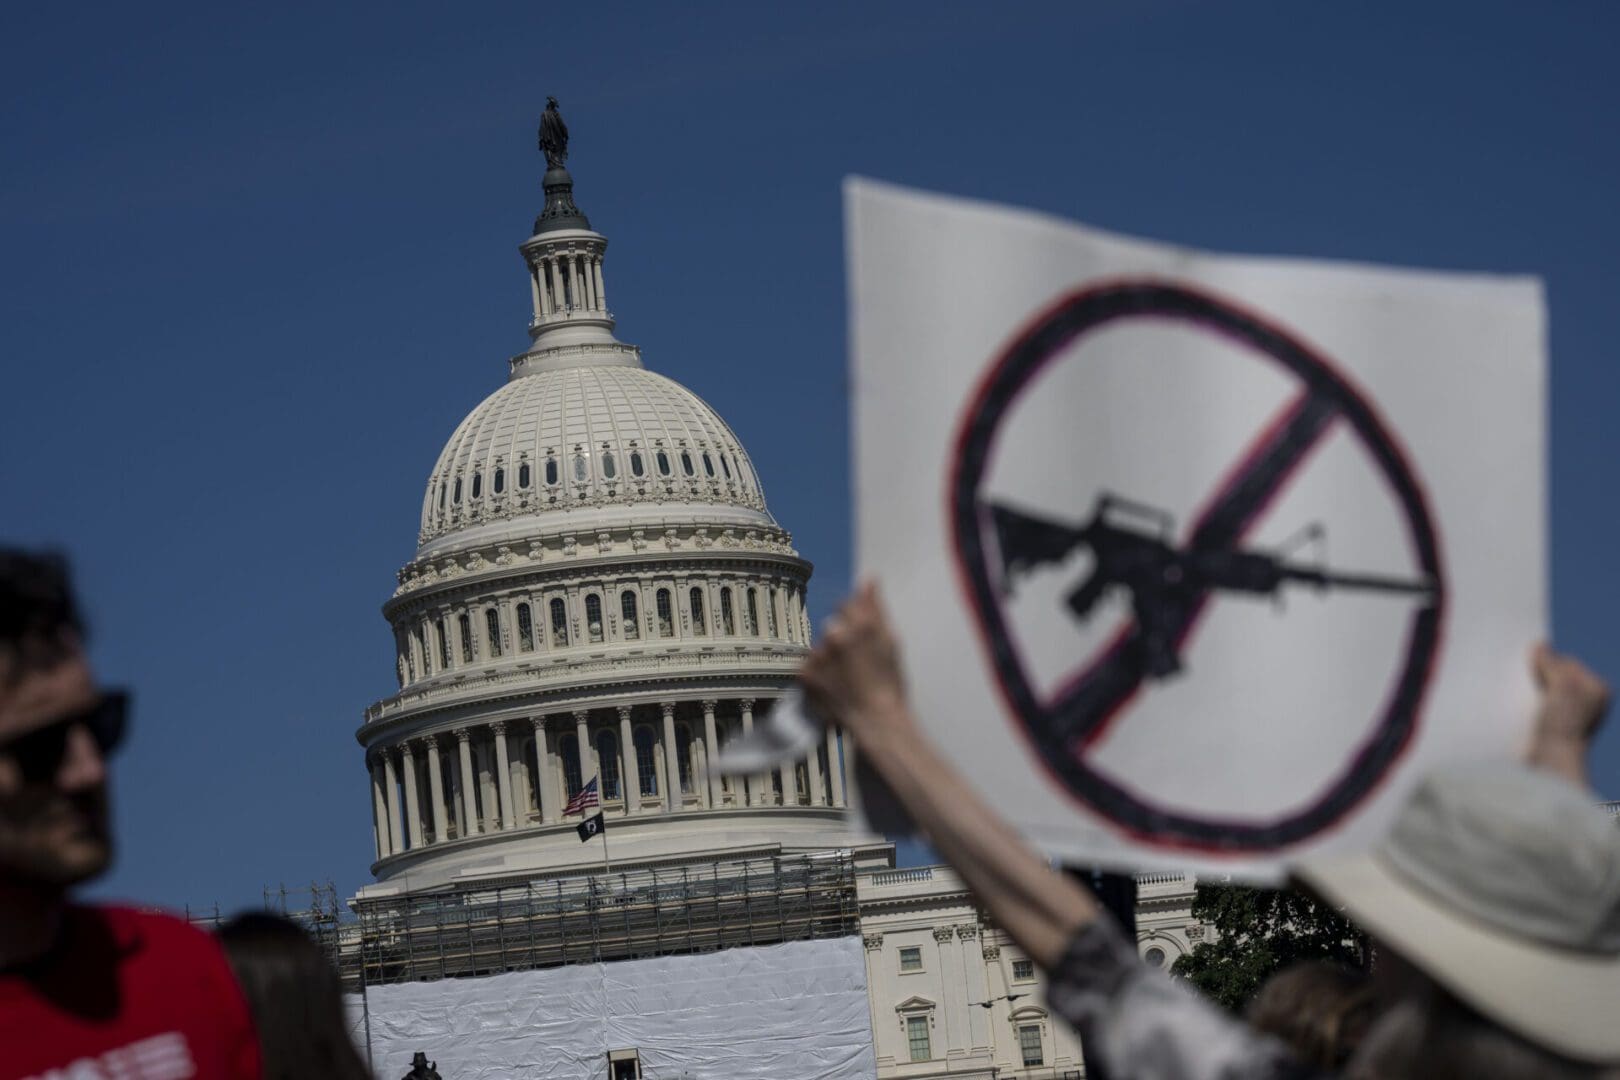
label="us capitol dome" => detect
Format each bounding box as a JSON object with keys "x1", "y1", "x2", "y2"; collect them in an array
[{"x1": 356, "y1": 113, "x2": 871, "y2": 894}]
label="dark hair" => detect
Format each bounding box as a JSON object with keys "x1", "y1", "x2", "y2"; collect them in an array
[
  {"x1": 1247, "y1": 960, "x2": 1378, "y2": 1069},
  {"x1": 0, "y1": 549, "x2": 85, "y2": 673},
  {"x1": 217, "y1": 912, "x2": 371, "y2": 1080}
]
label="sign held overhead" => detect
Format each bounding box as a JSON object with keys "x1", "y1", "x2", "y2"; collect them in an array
[{"x1": 847, "y1": 178, "x2": 1545, "y2": 880}]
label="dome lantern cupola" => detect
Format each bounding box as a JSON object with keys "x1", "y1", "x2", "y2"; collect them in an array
[{"x1": 517, "y1": 98, "x2": 625, "y2": 364}]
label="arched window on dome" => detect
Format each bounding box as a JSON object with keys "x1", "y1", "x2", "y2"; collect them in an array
[
  {"x1": 767, "y1": 587, "x2": 779, "y2": 638},
  {"x1": 601, "y1": 449, "x2": 617, "y2": 479},
  {"x1": 573, "y1": 453, "x2": 587, "y2": 483},
  {"x1": 720, "y1": 454, "x2": 732, "y2": 480},
  {"x1": 518, "y1": 462, "x2": 531, "y2": 489},
  {"x1": 438, "y1": 482, "x2": 447, "y2": 510},
  {"x1": 452, "y1": 478, "x2": 462, "y2": 504},
  {"x1": 702, "y1": 452, "x2": 715, "y2": 477},
  {"x1": 560, "y1": 733, "x2": 583, "y2": 799},
  {"x1": 680, "y1": 450, "x2": 695, "y2": 477},
  {"x1": 746, "y1": 589, "x2": 760, "y2": 637},
  {"x1": 493, "y1": 467, "x2": 505, "y2": 494},
  {"x1": 485, "y1": 608, "x2": 502, "y2": 657},
  {"x1": 630, "y1": 450, "x2": 645, "y2": 478},
  {"x1": 550, "y1": 598, "x2": 569, "y2": 646},
  {"x1": 720, "y1": 588, "x2": 735, "y2": 636},
  {"x1": 471, "y1": 472, "x2": 482, "y2": 499},
  {"x1": 794, "y1": 762, "x2": 809, "y2": 806},
  {"x1": 435, "y1": 619, "x2": 450, "y2": 670},
  {"x1": 655, "y1": 589, "x2": 674, "y2": 638},
  {"x1": 458, "y1": 613, "x2": 473, "y2": 662},
  {"x1": 675, "y1": 723, "x2": 695, "y2": 794},
  {"x1": 620, "y1": 591, "x2": 639, "y2": 640},
  {"x1": 545, "y1": 458, "x2": 559, "y2": 486},
  {"x1": 516, "y1": 603, "x2": 534, "y2": 652},
  {"x1": 656, "y1": 450, "x2": 671, "y2": 476},
  {"x1": 412, "y1": 626, "x2": 427, "y2": 676},
  {"x1": 585, "y1": 593, "x2": 604, "y2": 643},
  {"x1": 634, "y1": 725, "x2": 659, "y2": 797},
  {"x1": 596, "y1": 729, "x2": 621, "y2": 801},
  {"x1": 689, "y1": 588, "x2": 706, "y2": 635}
]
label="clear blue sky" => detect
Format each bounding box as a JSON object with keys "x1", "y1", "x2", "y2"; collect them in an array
[{"x1": 3, "y1": 2, "x2": 1616, "y2": 912}]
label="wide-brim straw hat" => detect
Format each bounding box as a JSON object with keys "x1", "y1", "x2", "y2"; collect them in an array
[{"x1": 1294, "y1": 764, "x2": 1620, "y2": 1064}]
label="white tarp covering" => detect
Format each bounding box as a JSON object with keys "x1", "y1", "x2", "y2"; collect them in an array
[
  {"x1": 847, "y1": 177, "x2": 1546, "y2": 882},
  {"x1": 345, "y1": 936, "x2": 877, "y2": 1079}
]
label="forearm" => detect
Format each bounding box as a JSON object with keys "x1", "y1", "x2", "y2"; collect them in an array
[{"x1": 857, "y1": 703, "x2": 1100, "y2": 970}]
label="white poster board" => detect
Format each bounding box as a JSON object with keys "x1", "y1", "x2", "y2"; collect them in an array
[{"x1": 847, "y1": 178, "x2": 1545, "y2": 880}]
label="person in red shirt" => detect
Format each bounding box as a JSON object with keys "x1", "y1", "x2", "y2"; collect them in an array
[{"x1": 0, "y1": 550, "x2": 260, "y2": 1080}]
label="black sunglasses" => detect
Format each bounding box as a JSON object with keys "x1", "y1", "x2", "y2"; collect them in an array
[{"x1": 0, "y1": 689, "x2": 128, "y2": 783}]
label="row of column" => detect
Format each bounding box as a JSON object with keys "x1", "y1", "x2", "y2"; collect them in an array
[
  {"x1": 368, "y1": 698, "x2": 848, "y2": 861},
  {"x1": 527, "y1": 249, "x2": 606, "y2": 320}
]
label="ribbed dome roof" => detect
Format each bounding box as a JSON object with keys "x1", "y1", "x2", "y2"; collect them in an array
[{"x1": 418, "y1": 364, "x2": 771, "y2": 551}]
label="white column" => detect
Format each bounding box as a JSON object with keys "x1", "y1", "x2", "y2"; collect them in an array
[
  {"x1": 456, "y1": 729, "x2": 479, "y2": 835},
  {"x1": 827, "y1": 727, "x2": 847, "y2": 808},
  {"x1": 740, "y1": 699, "x2": 768, "y2": 807},
  {"x1": 701, "y1": 699, "x2": 721, "y2": 808},
  {"x1": 400, "y1": 744, "x2": 423, "y2": 849},
  {"x1": 477, "y1": 740, "x2": 498, "y2": 832},
  {"x1": 369, "y1": 755, "x2": 391, "y2": 860},
  {"x1": 426, "y1": 737, "x2": 448, "y2": 843},
  {"x1": 532, "y1": 717, "x2": 556, "y2": 824},
  {"x1": 383, "y1": 750, "x2": 403, "y2": 855},
  {"x1": 805, "y1": 734, "x2": 824, "y2": 807},
  {"x1": 619, "y1": 706, "x2": 640, "y2": 816},
  {"x1": 593, "y1": 257, "x2": 606, "y2": 312},
  {"x1": 492, "y1": 721, "x2": 516, "y2": 830},
  {"x1": 528, "y1": 264, "x2": 543, "y2": 319},
  {"x1": 562, "y1": 256, "x2": 576, "y2": 312},
  {"x1": 572, "y1": 711, "x2": 592, "y2": 794},
  {"x1": 448, "y1": 752, "x2": 465, "y2": 837},
  {"x1": 661, "y1": 702, "x2": 680, "y2": 812}
]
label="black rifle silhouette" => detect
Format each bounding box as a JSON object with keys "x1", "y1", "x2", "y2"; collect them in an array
[{"x1": 989, "y1": 494, "x2": 1436, "y2": 679}]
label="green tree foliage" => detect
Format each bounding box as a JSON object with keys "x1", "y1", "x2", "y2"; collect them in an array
[{"x1": 1170, "y1": 883, "x2": 1369, "y2": 1012}]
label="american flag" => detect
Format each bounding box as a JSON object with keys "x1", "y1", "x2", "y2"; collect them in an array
[{"x1": 563, "y1": 776, "x2": 599, "y2": 816}]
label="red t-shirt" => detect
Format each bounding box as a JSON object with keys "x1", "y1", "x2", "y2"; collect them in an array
[{"x1": 0, "y1": 904, "x2": 261, "y2": 1080}]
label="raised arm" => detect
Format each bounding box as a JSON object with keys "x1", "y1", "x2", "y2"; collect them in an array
[{"x1": 798, "y1": 581, "x2": 1099, "y2": 969}]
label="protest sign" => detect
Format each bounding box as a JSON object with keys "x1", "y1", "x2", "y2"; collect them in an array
[{"x1": 846, "y1": 178, "x2": 1546, "y2": 879}]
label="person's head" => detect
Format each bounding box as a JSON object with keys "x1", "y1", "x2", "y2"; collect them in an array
[
  {"x1": 1295, "y1": 763, "x2": 1620, "y2": 1076},
  {"x1": 1246, "y1": 960, "x2": 1377, "y2": 1069},
  {"x1": 0, "y1": 549, "x2": 120, "y2": 894},
  {"x1": 217, "y1": 912, "x2": 370, "y2": 1080}
]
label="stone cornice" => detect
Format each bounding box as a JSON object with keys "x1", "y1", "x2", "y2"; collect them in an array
[
  {"x1": 417, "y1": 485, "x2": 775, "y2": 550},
  {"x1": 357, "y1": 660, "x2": 802, "y2": 743},
  {"x1": 387, "y1": 532, "x2": 809, "y2": 611}
]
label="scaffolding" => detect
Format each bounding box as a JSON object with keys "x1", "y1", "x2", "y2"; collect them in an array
[{"x1": 200, "y1": 850, "x2": 861, "y2": 991}]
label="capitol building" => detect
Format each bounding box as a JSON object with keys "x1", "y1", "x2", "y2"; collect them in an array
[{"x1": 333, "y1": 109, "x2": 1196, "y2": 1080}]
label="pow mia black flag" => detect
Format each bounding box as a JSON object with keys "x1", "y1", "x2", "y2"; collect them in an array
[{"x1": 576, "y1": 811, "x2": 605, "y2": 843}]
